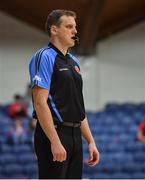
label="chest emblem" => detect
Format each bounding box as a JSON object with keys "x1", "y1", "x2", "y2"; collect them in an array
[{"x1": 74, "y1": 66, "x2": 81, "y2": 74}]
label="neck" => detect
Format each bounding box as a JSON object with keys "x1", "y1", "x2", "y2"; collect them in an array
[{"x1": 50, "y1": 39, "x2": 68, "y2": 55}]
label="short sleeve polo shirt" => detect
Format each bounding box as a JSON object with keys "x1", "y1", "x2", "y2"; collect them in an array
[{"x1": 29, "y1": 43, "x2": 86, "y2": 123}]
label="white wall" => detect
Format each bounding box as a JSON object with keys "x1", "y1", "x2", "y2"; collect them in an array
[
  {"x1": 79, "y1": 56, "x2": 100, "y2": 111},
  {"x1": 0, "y1": 12, "x2": 48, "y2": 103},
  {"x1": 98, "y1": 22, "x2": 145, "y2": 109},
  {"x1": 80, "y1": 21, "x2": 145, "y2": 111}
]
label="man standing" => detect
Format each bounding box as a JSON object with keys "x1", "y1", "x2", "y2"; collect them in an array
[{"x1": 29, "y1": 9, "x2": 99, "y2": 179}]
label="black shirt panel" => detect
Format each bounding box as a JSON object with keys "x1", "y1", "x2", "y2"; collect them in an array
[
  {"x1": 49, "y1": 52, "x2": 86, "y2": 123},
  {"x1": 32, "y1": 43, "x2": 86, "y2": 123}
]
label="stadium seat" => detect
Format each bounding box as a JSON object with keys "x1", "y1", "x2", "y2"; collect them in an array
[{"x1": 3, "y1": 163, "x2": 23, "y2": 176}]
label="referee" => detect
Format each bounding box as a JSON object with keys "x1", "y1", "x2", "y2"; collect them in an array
[{"x1": 29, "y1": 9, "x2": 99, "y2": 179}]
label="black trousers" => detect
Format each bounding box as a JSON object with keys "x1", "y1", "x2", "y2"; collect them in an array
[{"x1": 34, "y1": 122, "x2": 83, "y2": 179}]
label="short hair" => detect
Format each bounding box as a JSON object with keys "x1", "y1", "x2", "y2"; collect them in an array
[{"x1": 45, "y1": 9, "x2": 76, "y2": 37}]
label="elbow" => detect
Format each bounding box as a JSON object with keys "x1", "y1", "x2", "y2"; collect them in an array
[{"x1": 33, "y1": 100, "x2": 46, "y2": 111}]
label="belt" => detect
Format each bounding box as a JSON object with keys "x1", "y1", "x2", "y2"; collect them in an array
[{"x1": 55, "y1": 122, "x2": 81, "y2": 128}]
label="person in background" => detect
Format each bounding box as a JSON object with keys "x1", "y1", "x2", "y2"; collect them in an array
[
  {"x1": 137, "y1": 121, "x2": 145, "y2": 142},
  {"x1": 26, "y1": 118, "x2": 37, "y2": 144},
  {"x1": 8, "y1": 94, "x2": 27, "y2": 119},
  {"x1": 29, "y1": 9, "x2": 99, "y2": 179},
  {"x1": 7, "y1": 94, "x2": 28, "y2": 144},
  {"x1": 7, "y1": 118, "x2": 27, "y2": 144},
  {"x1": 23, "y1": 84, "x2": 33, "y2": 119}
]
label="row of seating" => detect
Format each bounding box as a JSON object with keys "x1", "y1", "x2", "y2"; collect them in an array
[
  {"x1": 0, "y1": 103, "x2": 145, "y2": 178},
  {"x1": 83, "y1": 103, "x2": 145, "y2": 178}
]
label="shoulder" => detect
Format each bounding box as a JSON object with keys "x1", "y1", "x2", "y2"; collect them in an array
[
  {"x1": 29, "y1": 46, "x2": 57, "y2": 66},
  {"x1": 68, "y1": 52, "x2": 80, "y2": 67},
  {"x1": 35, "y1": 46, "x2": 57, "y2": 61}
]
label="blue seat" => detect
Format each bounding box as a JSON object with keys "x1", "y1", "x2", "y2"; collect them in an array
[
  {"x1": 0, "y1": 105, "x2": 9, "y2": 116},
  {"x1": 133, "y1": 112, "x2": 145, "y2": 123},
  {"x1": 133, "y1": 152, "x2": 145, "y2": 162},
  {"x1": 120, "y1": 103, "x2": 137, "y2": 114},
  {"x1": 0, "y1": 153, "x2": 17, "y2": 165},
  {"x1": 107, "y1": 143, "x2": 124, "y2": 153},
  {"x1": 112, "y1": 172, "x2": 131, "y2": 178},
  {"x1": 89, "y1": 173, "x2": 110, "y2": 179},
  {"x1": 3, "y1": 163, "x2": 23, "y2": 176},
  {"x1": 105, "y1": 103, "x2": 120, "y2": 113},
  {"x1": 125, "y1": 141, "x2": 145, "y2": 152},
  {"x1": 29, "y1": 173, "x2": 38, "y2": 179},
  {"x1": 132, "y1": 172, "x2": 145, "y2": 178},
  {"x1": 138, "y1": 103, "x2": 145, "y2": 112},
  {"x1": 111, "y1": 125, "x2": 123, "y2": 134},
  {"x1": 0, "y1": 166, "x2": 2, "y2": 175},
  {"x1": 12, "y1": 144, "x2": 32, "y2": 154},
  {"x1": 1, "y1": 144, "x2": 13, "y2": 153},
  {"x1": 18, "y1": 152, "x2": 37, "y2": 164},
  {"x1": 0, "y1": 136, "x2": 7, "y2": 144},
  {"x1": 0, "y1": 175, "x2": 5, "y2": 179},
  {"x1": 121, "y1": 162, "x2": 143, "y2": 173},
  {"x1": 21, "y1": 117, "x2": 30, "y2": 130},
  {"x1": 24, "y1": 163, "x2": 38, "y2": 176}
]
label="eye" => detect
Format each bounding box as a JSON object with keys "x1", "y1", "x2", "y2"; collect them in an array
[{"x1": 66, "y1": 25, "x2": 73, "y2": 29}]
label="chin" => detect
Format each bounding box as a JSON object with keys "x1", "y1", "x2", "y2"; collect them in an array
[{"x1": 68, "y1": 42, "x2": 75, "y2": 48}]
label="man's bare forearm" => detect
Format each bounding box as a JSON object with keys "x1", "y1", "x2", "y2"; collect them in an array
[
  {"x1": 81, "y1": 118, "x2": 95, "y2": 144},
  {"x1": 34, "y1": 102, "x2": 61, "y2": 145}
]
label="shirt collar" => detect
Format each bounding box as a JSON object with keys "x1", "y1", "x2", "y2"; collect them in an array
[{"x1": 48, "y1": 42, "x2": 68, "y2": 57}]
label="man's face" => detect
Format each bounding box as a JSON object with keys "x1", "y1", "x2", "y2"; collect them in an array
[{"x1": 54, "y1": 15, "x2": 77, "y2": 48}]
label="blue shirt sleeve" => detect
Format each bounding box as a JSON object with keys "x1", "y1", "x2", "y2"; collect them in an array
[{"x1": 29, "y1": 49, "x2": 55, "y2": 91}]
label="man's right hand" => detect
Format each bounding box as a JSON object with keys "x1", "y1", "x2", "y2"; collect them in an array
[{"x1": 51, "y1": 142, "x2": 67, "y2": 162}]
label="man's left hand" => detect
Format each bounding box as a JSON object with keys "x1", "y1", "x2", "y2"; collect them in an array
[{"x1": 86, "y1": 142, "x2": 100, "y2": 167}]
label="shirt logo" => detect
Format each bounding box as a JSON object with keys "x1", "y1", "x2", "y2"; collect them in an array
[
  {"x1": 59, "y1": 68, "x2": 69, "y2": 71},
  {"x1": 33, "y1": 75, "x2": 42, "y2": 82},
  {"x1": 74, "y1": 66, "x2": 81, "y2": 74}
]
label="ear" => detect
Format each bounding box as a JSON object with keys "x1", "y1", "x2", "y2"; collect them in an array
[{"x1": 50, "y1": 25, "x2": 58, "y2": 36}]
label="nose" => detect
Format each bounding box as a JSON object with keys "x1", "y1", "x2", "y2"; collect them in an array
[{"x1": 73, "y1": 27, "x2": 77, "y2": 34}]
